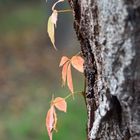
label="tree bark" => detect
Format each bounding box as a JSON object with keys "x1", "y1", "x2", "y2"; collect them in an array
[{"x1": 69, "y1": 0, "x2": 140, "y2": 139}]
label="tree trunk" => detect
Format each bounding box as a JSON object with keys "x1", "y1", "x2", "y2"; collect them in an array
[{"x1": 69, "y1": 0, "x2": 140, "y2": 139}]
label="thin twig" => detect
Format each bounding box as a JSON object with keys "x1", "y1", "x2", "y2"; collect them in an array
[{"x1": 57, "y1": 9, "x2": 72, "y2": 13}]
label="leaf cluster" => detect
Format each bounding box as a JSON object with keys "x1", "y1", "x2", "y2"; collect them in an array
[{"x1": 46, "y1": 1, "x2": 84, "y2": 140}]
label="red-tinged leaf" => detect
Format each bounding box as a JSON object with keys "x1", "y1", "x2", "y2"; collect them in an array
[
  {"x1": 67, "y1": 64, "x2": 74, "y2": 93},
  {"x1": 53, "y1": 97, "x2": 67, "y2": 112},
  {"x1": 53, "y1": 109, "x2": 57, "y2": 131},
  {"x1": 59, "y1": 56, "x2": 69, "y2": 67},
  {"x1": 46, "y1": 106, "x2": 55, "y2": 140},
  {"x1": 61, "y1": 62, "x2": 69, "y2": 86},
  {"x1": 71, "y1": 56, "x2": 84, "y2": 73}
]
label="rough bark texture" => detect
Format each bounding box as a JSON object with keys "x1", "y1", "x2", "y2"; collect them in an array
[{"x1": 69, "y1": 0, "x2": 140, "y2": 139}]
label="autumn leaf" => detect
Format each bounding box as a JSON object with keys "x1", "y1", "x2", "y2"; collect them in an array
[
  {"x1": 47, "y1": 11, "x2": 58, "y2": 50},
  {"x1": 46, "y1": 106, "x2": 55, "y2": 140},
  {"x1": 46, "y1": 96, "x2": 67, "y2": 140},
  {"x1": 59, "y1": 56, "x2": 70, "y2": 86},
  {"x1": 53, "y1": 109, "x2": 57, "y2": 131},
  {"x1": 59, "y1": 55, "x2": 84, "y2": 93},
  {"x1": 46, "y1": 105, "x2": 58, "y2": 140},
  {"x1": 51, "y1": 10, "x2": 58, "y2": 27},
  {"x1": 71, "y1": 56, "x2": 84, "y2": 73},
  {"x1": 61, "y1": 61, "x2": 69, "y2": 86},
  {"x1": 67, "y1": 63, "x2": 74, "y2": 93},
  {"x1": 53, "y1": 97, "x2": 67, "y2": 112},
  {"x1": 59, "y1": 56, "x2": 69, "y2": 67}
]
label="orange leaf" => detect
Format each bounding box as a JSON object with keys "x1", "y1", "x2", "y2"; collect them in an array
[
  {"x1": 46, "y1": 106, "x2": 58, "y2": 140},
  {"x1": 59, "y1": 56, "x2": 69, "y2": 67},
  {"x1": 53, "y1": 97, "x2": 67, "y2": 112},
  {"x1": 71, "y1": 56, "x2": 84, "y2": 73},
  {"x1": 46, "y1": 106, "x2": 55, "y2": 140},
  {"x1": 67, "y1": 64, "x2": 74, "y2": 93},
  {"x1": 61, "y1": 62, "x2": 69, "y2": 86}
]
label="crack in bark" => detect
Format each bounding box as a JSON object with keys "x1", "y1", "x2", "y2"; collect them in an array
[
  {"x1": 74, "y1": 21, "x2": 98, "y2": 138},
  {"x1": 70, "y1": 0, "x2": 99, "y2": 138}
]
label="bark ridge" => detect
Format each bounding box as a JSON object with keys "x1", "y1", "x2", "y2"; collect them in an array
[{"x1": 69, "y1": 0, "x2": 140, "y2": 139}]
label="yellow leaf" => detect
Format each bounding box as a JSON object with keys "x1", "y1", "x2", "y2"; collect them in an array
[
  {"x1": 51, "y1": 10, "x2": 58, "y2": 27},
  {"x1": 47, "y1": 15, "x2": 56, "y2": 50}
]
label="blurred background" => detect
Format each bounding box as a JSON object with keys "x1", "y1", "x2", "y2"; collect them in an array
[{"x1": 0, "y1": 0, "x2": 87, "y2": 140}]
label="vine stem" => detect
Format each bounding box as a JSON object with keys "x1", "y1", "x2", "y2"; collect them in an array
[
  {"x1": 75, "y1": 51, "x2": 82, "y2": 56},
  {"x1": 51, "y1": 91, "x2": 83, "y2": 105},
  {"x1": 64, "y1": 91, "x2": 83, "y2": 100},
  {"x1": 57, "y1": 9, "x2": 72, "y2": 13}
]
